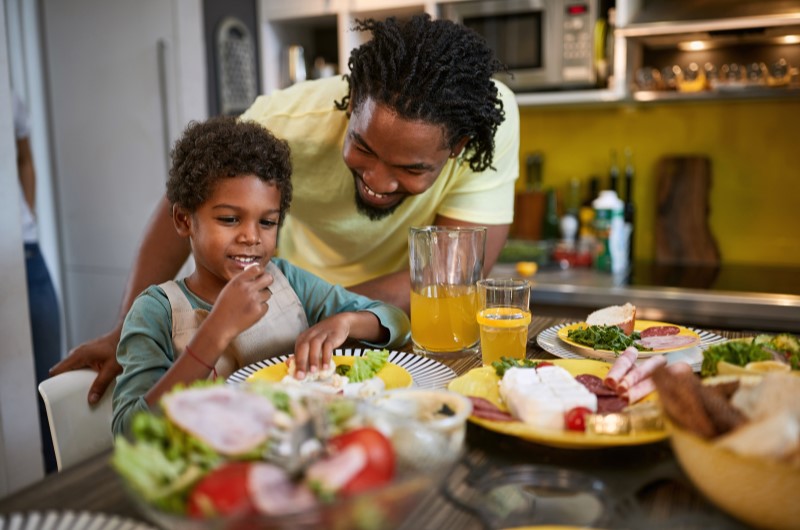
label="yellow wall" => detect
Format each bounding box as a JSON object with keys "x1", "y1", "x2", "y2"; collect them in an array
[{"x1": 518, "y1": 99, "x2": 800, "y2": 266}]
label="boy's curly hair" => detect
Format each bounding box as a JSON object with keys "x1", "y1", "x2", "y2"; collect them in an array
[
  {"x1": 335, "y1": 14, "x2": 506, "y2": 172},
  {"x1": 167, "y1": 116, "x2": 292, "y2": 224}
]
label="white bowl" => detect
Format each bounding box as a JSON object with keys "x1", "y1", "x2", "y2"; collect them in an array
[{"x1": 365, "y1": 388, "x2": 472, "y2": 472}]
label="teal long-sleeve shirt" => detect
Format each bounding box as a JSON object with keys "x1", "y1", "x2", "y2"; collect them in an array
[{"x1": 112, "y1": 257, "x2": 410, "y2": 436}]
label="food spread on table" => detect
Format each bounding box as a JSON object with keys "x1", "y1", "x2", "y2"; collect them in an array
[
  {"x1": 448, "y1": 358, "x2": 669, "y2": 447},
  {"x1": 700, "y1": 333, "x2": 800, "y2": 376},
  {"x1": 557, "y1": 304, "x2": 702, "y2": 357},
  {"x1": 653, "y1": 361, "x2": 800, "y2": 464},
  {"x1": 111, "y1": 381, "x2": 464, "y2": 522},
  {"x1": 245, "y1": 349, "x2": 414, "y2": 398}
]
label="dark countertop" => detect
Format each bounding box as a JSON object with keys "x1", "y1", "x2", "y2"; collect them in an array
[{"x1": 491, "y1": 261, "x2": 800, "y2": 333}]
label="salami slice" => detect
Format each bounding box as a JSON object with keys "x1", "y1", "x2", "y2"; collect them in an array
[
  {"x1": 640, "y1": 325, "x2": 680, "y2": 338},
  {"x1": 636, "y1": 334, "x2": 698, "y2": 351},
  {"x1": 467, "y1": 396, "x2": 515, "y2": 422},
  {"x1": 575, "y1": 374, "x2": 617, "y2": 397},
  {"x1": 596, "y1": 395, "x2": 628, "y2": 413}
]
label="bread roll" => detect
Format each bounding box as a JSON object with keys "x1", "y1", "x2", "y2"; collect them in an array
[{"x1": 586, "y1": 303, "x2": 636, "y2": 335}]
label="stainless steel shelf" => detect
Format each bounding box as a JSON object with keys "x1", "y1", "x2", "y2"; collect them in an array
[{"x1": 490, "y1": 264, "x2": 800, "y2": 333}]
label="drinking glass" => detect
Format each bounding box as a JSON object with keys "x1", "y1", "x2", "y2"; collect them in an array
[
  {"x1": 476, "y1": 278, "x2": 532, "y2": 365},
  {"x1": 409, "y1": 226, "x2": 487, "y2": 358}
]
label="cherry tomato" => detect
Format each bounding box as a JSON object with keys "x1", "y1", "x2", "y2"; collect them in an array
[
  {"x1": 564, "y1": 406, "x2": 592, "y2": 432},
  {"x1": 537, "y1": 361, "x2": 554, "y2": 368},
  {"x1": 186, "y1": 461, "x2": 256, "y2": 518},
  {"x1": 327, "y1": 427, "x2": 395, "y2": 495}
]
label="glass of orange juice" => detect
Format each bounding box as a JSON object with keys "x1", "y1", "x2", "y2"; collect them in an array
[
  {"x1": 409, "y1": 226, "x2": 486, "y2": 357},
  {"x1": 476, "y1": 278, "x2": 532, "y2": 365}
]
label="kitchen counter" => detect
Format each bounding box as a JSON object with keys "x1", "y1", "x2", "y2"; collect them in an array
[{"x1": 491, "y1": 261, "x2": 800, "y2": 333}]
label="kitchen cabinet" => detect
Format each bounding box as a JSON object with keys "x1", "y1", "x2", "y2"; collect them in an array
[
  {"x1": 256, "y1": 0, "x2": 800, "y2": 107},
  {"x1": 41, "y1": 0, "x2": 206, "y2": 345}
]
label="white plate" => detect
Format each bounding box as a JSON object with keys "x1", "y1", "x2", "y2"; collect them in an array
[
  {"x1": 536, "y1": 322, "x2": 726, "y2": 371},
  {"x1": 227, "y1": 348, "x2": 457, "y2": 390},
  {"x1": 0, "y1": 511, "x2": 156, "y2": 530}
]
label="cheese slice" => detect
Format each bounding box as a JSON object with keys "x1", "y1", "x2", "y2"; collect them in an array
[{"x1": 499, "y1": 366, "x2": 597, "y2": 430}]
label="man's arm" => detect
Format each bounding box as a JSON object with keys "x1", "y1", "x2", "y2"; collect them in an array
[
  {"x1": 50, "y1": 197, "x2": 191, "y2": 403},
  {"x1": 347, "y1": 216, "x2": 510, "y2": 314}
]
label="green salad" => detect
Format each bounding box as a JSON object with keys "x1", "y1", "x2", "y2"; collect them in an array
[
  {"x1": 566, "y1": 324, "x2": 648, "y2": 354},
  {"x1": 701, "y1": 333, "x2": 800, "y2": 377},
  {"x1": 112, "y1": 380, "x2": 357, "y2": 514}
]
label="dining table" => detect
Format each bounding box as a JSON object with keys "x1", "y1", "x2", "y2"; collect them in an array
[{"x1": 0, "y1": 314, "x2": 760, "y2": 530}]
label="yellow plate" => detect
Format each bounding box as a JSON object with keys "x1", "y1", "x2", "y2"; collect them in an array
[
  {"x1": 557, "y1": 320, "x2": 701, "y2": 359},
  {"x1": 447, "y1": 359, "x2": 667, "y2": 449},
  {"x1": 246, "y1": 355, "x2": 414, "y2": 389}
]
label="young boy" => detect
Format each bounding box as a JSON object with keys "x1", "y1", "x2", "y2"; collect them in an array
[{"x1": 112, "y1": 117, "x2": 410, "y2": 436}]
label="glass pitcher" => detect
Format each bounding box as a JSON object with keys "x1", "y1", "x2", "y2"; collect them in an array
[{"x1": 408, "y1": 226, "x2": 487, "y2": 357}]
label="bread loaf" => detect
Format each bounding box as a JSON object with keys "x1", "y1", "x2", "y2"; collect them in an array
[{"x1": 586, "y1": 303, "x2": 636, "y2": 335}]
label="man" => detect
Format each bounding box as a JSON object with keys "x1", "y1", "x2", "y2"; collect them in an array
[{"x1": 51, "y1": 14, "x2": 520, "y2": 403}]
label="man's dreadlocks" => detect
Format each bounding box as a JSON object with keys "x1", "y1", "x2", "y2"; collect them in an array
[{"x1": 335, "y1": 14, "x2": 506, "y2": 172}]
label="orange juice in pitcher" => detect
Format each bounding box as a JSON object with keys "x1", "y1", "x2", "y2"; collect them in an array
[
  {"x1": 410, "y1": 284, "x2": 480, "y2": 353},
  {"x1": 409, "y1": 226, "x2": 486, "y2": 357}
]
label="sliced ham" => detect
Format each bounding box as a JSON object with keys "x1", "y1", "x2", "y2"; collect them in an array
[
  {"x1": 617, "y1": 355, "x2": 668, "y2": 393},
  {"x1": 604, "y1": 347, "x2": 639, "y2": 391},
  {"x1": 161, "y1": 386, "x2": 275, "y2": 456},
  {"x1": 621, "y1": 378, "x2": 656, "y2": 404},
  {"x1": 636, "y1": 334, "x2": 698, "y2": 351},
  {"x1": 305, "y1": 444, "x2": 367, "y2": 492},
  {"x1": 249, "y1": 463, "x2": 318, "y2": 516}
]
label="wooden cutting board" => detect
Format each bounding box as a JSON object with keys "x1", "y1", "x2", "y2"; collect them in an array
[{"x1": 655, "y1": 156, "x2": 721, "y2": 265}]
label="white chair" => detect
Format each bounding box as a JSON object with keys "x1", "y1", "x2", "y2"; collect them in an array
[{"x1": 38, "y1": 369, "x2": 115, "y2": 471}]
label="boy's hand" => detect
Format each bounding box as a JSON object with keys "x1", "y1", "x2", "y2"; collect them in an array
[
  {"x1": 206, "y1": 264, "x2": 274, "y2": 345},
  {"x1": 292, "y1": 314, "x2": 353, "y2": 380}
]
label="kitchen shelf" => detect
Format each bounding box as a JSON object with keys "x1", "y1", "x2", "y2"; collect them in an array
[
  {"x1": 257, "y1": 0, "x2": 800, "y2": 108},
  {"x1": 618, "y1": 14, "x2": 800, "y2": 38},
  {"x1": 632, "y1": 86, "x2": 800, "y2": 103}
]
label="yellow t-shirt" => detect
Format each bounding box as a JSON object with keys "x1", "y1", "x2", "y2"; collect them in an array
[{"x1": 240, "y1": 76, "x2": 519, "y2": 287}]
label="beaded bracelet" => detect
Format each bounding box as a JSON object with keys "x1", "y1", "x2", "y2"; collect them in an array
[{"x1": 184, "y1": 344, "x2": 218, "y2": 380}]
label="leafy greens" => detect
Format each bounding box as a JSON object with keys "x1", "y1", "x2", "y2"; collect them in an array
[{"x1": 566, "y1": 324, "x2": 647, "y2": 353}]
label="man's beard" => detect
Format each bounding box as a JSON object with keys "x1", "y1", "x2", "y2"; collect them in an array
[{"x1": 353, "y1": 187, "x2": 405, "y2": 221}]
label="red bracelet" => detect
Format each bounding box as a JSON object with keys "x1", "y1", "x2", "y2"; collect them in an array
[{"x1": 184, "y1": 345, "x2": 218, "y2": 380}]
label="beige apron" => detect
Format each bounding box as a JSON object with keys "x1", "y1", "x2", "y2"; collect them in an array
[{"x1": 160, "y1": 261, "x2": 309, "y2": 379}]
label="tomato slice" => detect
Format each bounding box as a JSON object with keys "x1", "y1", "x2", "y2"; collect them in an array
[
  {"x1": 186, "y1": 461, "x2": 256, "y2": 518},
  {"x1": 327, "y1": 427, "x2": 395, "y2": 495}
]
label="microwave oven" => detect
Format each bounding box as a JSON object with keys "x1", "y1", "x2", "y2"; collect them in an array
[{"x1": 441, "y1": 0, "x2": 611, "y2": 92}]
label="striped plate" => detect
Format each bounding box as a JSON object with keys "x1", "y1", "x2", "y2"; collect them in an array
[
  {"x1": 537, "y1": 322, "x2": 727, "y2": 371},
  {"x1": 227, "y1": 348, "x2": 457, "y2": 390}
]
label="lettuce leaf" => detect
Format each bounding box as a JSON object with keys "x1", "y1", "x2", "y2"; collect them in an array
[{"x1": 348, "y1": 349, "x2": 389, "y2": 382}]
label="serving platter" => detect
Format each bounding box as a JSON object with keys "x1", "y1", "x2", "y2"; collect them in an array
[
  {"x1": 538, "y1": 321, "x2": 726, "y2": 370},
  {"x1": 228, "y1": 348, "x2": 457, "y2": 390},
  {"x1": 447, "y1": 359, "x2": 668, "y2": 449}
]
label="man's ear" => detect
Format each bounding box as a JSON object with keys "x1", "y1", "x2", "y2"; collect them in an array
[
  {"x1": 173, "y1": 204, "x2": 192, "y2": 237},
  {"x1": 450, "y1": 136, "x2": 471, "y2": 158}
]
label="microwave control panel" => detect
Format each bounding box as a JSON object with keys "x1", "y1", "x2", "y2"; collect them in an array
[{"x1": 562, "y1": 3, "x2": 595, "y2": 81}]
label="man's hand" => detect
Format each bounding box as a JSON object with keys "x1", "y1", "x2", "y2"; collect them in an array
[{"x1": 50, "y1": 330, "x2": 123, "y2": 404}]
